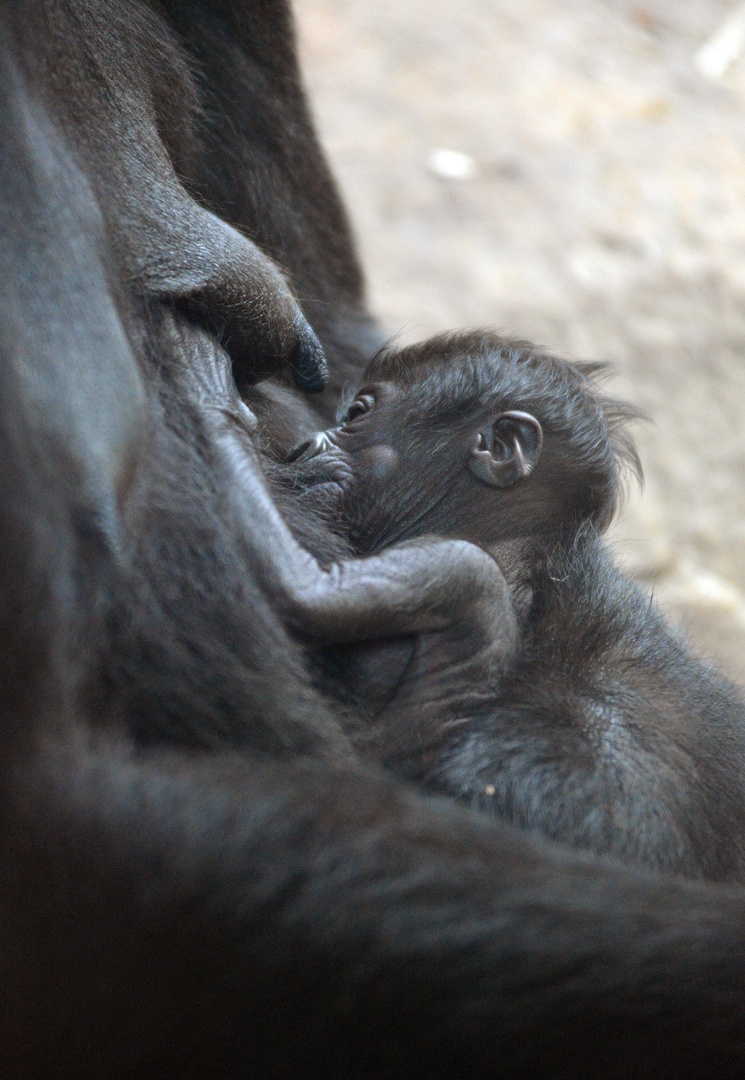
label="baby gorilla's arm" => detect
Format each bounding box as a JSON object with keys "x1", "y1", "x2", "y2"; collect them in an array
[{"x1": 211, "y1": 404, "x2": 518, "y2": 658}]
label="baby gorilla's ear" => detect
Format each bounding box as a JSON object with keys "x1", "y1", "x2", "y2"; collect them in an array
[{"x1": 469, "y1": 411, "x2": 543, "y2": 488}]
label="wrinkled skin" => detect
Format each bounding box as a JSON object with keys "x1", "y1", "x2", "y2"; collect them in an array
[{"x1": 4, "y1": 2, "x2": 745, "y2": 1078}]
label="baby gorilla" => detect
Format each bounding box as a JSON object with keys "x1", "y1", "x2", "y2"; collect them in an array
[{"x1": 284, "y1": 331, "x2": 745, "y2": 881}]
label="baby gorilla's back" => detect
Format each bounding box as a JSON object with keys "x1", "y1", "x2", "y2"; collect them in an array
[{"x1": 384, "y1": 537, "x2": 745, "y2": 881}]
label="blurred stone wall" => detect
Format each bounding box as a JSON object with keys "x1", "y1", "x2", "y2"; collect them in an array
[{"x1": 295, "y1": 0, "x2": 745, "y2": 683}]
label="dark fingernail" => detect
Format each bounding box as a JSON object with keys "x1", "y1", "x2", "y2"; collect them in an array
[{"x1": 293, "y1": 333, "x2": 328, "y2": 393}]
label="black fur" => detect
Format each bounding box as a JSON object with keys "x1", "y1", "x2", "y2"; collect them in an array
[{"x1": 3, "y1": 2, "x2": 745, "y2": 1077}]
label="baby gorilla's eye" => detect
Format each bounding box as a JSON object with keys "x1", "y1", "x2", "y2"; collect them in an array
[{"x1": 343, "y1": 395, "x2": 374, "y2": 424}]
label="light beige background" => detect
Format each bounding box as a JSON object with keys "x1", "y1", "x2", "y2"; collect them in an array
[{"x1": 296, "y1": 0, "x2": 745, "y2": 683}]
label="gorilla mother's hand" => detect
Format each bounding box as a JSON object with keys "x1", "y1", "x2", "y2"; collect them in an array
[
  {"x1": 140, "y1": 199, "x2": 328, "y2": 394},
  {"x1": 51, "y1": 17, "x2": 327, "y2": 395}
]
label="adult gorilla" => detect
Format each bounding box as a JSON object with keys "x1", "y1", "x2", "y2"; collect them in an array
[{"x1": 2, "y1": 2, "x2": 745, "y2": 1077}]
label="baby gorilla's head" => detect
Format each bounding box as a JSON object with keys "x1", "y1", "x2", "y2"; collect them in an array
[{"x1": 287, "y1": 331, "x2": 641, "y2": 555}]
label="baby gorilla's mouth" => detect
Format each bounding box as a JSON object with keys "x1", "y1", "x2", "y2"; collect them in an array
[
  {"x1": 284, "y1": 429, "x2": 337, "y2": 464},
  {"x1": 283, "y1": 430, "x2": 353, "y2": 496}
]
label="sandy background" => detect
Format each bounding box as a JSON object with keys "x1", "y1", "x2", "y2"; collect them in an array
[{"x1": 295, "y1": 0, "x2": 745, "y2": 684}]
